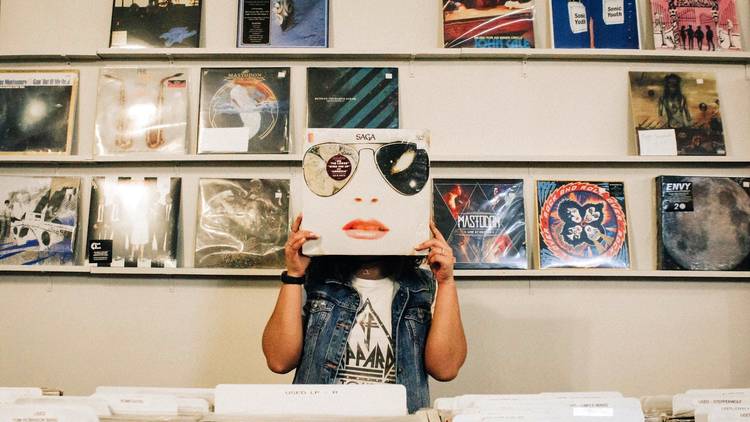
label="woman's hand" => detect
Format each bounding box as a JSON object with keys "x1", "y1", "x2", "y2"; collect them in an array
[
  {"x1": 285, "y1": 213, "x2": 318, "y2": 277},
  {"x1": 415, "y1": 221, "x2": 456, "y2": 285}
]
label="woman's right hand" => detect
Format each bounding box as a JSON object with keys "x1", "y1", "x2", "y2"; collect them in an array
[{"x1": 285, "y1": 213, "x2": 319, "y2": 277}]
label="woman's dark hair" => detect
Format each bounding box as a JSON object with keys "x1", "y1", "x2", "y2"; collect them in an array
[{"x1": 306, "y1": 256, "x2": 424, "y2": 283}]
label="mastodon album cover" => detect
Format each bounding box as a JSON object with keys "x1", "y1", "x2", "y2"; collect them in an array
[
  {"x1": 443, "y1": 0, "x2": 536, "y2": 48},
  {"x1": 95, "y1": 67, "x2": 189, "y2": 155},
  {"x1": 198, "y1": 67, "x2": 290, "y2": 154},
  {"x1": 110, "y1": 0, "x2": 202, "y2": 48},
  {"x1": 195, "y1": 178, "x2": 289, "y2": 268},
  {"x1": 307, "y1": 67, "x2": 399, "y2": 129},
  {"x1": 536, "y1": 180, "x2": 630, "y2": 269},
  {"x1": 649, "y1": 0, "x2": 741, "y2": 52},
  {"x1": 433, "y1": 179, "x2": 527, "y2": 269},
  {"x1": 657, "y1": 176, "x2": 750, "y2": 270},
  {"x1": 88, "y1": 176, "x2": 181, "y2": 268},
  {"x1": 0, "y1": 176, "x2": 79, "y2": 265},
  {"x1": 629, "y1": 71, "x2": 725, "y2": 156},
  {"x1": 0, "y1": 70, "x2": 79, "y2": 154},
  {"x1": 237, "y1": 0, "x2": 328, "y2": 47}
]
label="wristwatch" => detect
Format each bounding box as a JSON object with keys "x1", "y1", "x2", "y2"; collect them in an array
[{"x1": 281, "y1": 271, "x2": 305, "y2": 285}]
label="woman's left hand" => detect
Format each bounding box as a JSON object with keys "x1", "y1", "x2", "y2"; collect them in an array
[{"x1": 415, "y1": 221, "x2": 456, "y2": 285}]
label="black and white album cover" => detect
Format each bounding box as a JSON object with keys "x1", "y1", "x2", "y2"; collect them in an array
[
  {"x1": 0, "y1": 70, "x2": 79, "y2": 154},
  {"x1": 110, "y1": 0, "x2": 202, "y2": 49},
  {"x1": 88, "y1": 176, "x2": 181, "y2": 268},
  {"x1": 195, "y1": 178, "x2": 289, "y2": 268}
]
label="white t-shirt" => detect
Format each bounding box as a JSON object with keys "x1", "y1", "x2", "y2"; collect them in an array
[{"x1": 334, "y1": 276, "x2": 397, "y2": 384}]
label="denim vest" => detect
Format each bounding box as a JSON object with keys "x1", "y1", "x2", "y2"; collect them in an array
[{"x1": 292, "y1": 268, "x2": 436, "y2": 413}]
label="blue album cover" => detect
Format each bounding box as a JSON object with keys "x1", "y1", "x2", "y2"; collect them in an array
[
  {"x1": 237, "y1": 0, "x2": 328, "y2": 47},
  {"x1": 550, "y1": 0, "x2": 640, "y2": 49},
  {"x1": 307, "y1": 67, "x2": 399, "y2": 129}
]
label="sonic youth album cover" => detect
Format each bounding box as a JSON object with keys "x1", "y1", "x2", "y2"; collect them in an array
[
  {"x1": 650, "y1": 0, "x2": 741, "y2": 52},
  {"x1": 88, "y1": 176, "x2": 181, "y2": 268},
  {"x1": 629, "y1": 71, "x2": 724, "y2": 156},
  {"x1": 307, "y1": 67, "x2": 399, "y2": 129},
  {"x1": 237, "y1": 0, "x2": 328, "y2": 47},
  {"x1": 195, "y1": 178, "x2": 289, "y2": 268},
  {"x1": 537, "y1": 180, "x2": 630, "y2": 269},
  {"x1": 433, "y1": 179, "x2": 527, "y2": 269},
  {"x1": 198, "y1": 67, "x2": 290, "y2": 154},
  {"x1": 657, "y1": 176, "x2": 750, "y2": 271},
  {"x1": 0, "y1": 177, "x2": 79, "y2": 265},
  {"x1": 443, "y1": 0, "x2": 536, "y2": 48},
  {"x1": 550, "y1": 0, "x2": 640, "y2": 48},
  {"x1": 110, "y1": 0, "x2": 202, "y2": 48},
  {"x1": 0, "y1": 70, "x2": 79, "y2": 154}
]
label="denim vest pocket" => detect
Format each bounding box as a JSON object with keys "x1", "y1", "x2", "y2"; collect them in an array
[
  {"x1": 403, "y1": 306, "x2": 431, "y2": 352},
  {"x1": 300, "y1": 298, "x2": 335, "y2": 382}
]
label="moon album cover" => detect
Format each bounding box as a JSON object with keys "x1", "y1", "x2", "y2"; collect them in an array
[
  {"x1": 0, "y1": 176, "x2": 80, "y2": 265},
  {"x1": 195, "y1": 178, "x2": 289, "y2": 268},
  {"x1": 88, "y1": 176, "x2": 181, "y2": 268},
  {"x1": 649, "y1": 0, "x2": 741, "y2": 52},
  {"x1": 109, "y1": 0, "x2": 202, "y2": 49},
  {"x1": 433, "y1": 179, "x2": 527, "y2": 269},
  {"x1": 657, "y1": 176, "x2": 750, "y2": 271},
  {"x1": 536, "y1": 180, "x2": 630, "y2": 269},
  {"x1": 237, "y1": 0, "x2": 328, "y2": 47},
  {"x1": 306, "y1": 67, "x2": 399, "y2": 129},
  {"x1": 198, "y1": 68, "x2": 290, "y2": 154},
  {"x1": 95, "y1": 68, "x2": 189, "y2": 156},
  {"x1": 549, "y1": 0, "x2": 640, "y2": 49},
  {"x1": 629, "y1": 71, "x2": 725, "y2": 156},
  {"x1": 443, "y1": 0, "x2": 536, "y2": 48},
  {"x1": 0, "y1": 70, "x2": 79, "y2": 155}
]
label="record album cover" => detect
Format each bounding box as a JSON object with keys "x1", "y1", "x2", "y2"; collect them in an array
[
  {"x1": 536, "y1": 180, "x2": 629, "y2": 268},
  {"x1": 237, "y1": 0, "x2": 329, "y2": 47},
  {"x1": 198, "y1": 67, "x2": 290, "y2": 154},
  {"x1": 434, "y1": 179, "x2": 527, "y2": 269},
  {"x1": 0, "y1": 176, "x2": 79, "y2": 265},
  {"x1": 301, "y1": 129, "x2": 430, "y2": 256},
  {"x1": 443, "y1": 0, "x2": 536, "y2": 48},
  {"x1": 196, "y1": 178, "x2": 289, "y2": 268},
  {"x1": 550, "y1": 0, "x2": 640, "y2": 48},
  {"x1": 657, "y1": 176, "x2": 750, "y2": 270},
  {"x1": 650, "y1": 0, "x2": 741, "y2": 52},
  {"x1": 88, "y1": 176, "x2": 181, "y2": 268},
  {"x1": 0, "y1": 70, "x2": 79, "y2": 154},
  {"x1": 307, "y1": 67, "x2": 399, "y2": 129},
  {"x1": 95, "y1": 67, "x2": 189, "y2": 155},
  {"x1": 110, "y1": 0, "x2": 202, "y2": 49},
  {"x1": 629, "y1": 71, "x2": 724, "y2": 156}
]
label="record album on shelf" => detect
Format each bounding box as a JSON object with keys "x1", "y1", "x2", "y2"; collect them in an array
[
  {"x1": 307, "y1": 67, "x2": 399, "y2": 129},
  {"x1": 629, "y1": 71, "x2": 725, "y2": 156},
  {"x1": 649, "y1": 0, "x2": 741, "y2": 52},
  {"x1": 195, "y1": 178, "x2": 289, "y2": 268},
  {"x1": 87, "y1": 177, "x2": 181, "y2": 268},
  {"x1": 237, "y1": 0, "x2": 329, "y2": 47},
  {"x1": 433, "y1": 179, "x2": 527, "y2": 269},
  {"x1": 0, "y1": 70, "x2": 79, "y2": 155},
  {"x1": 657, "y1": 176, "x2": 750, "y2": 271},
  {"x1": 198, "y1": 67, "x2": 290, "y2": 154},
  {"x1": 109, "y1": 0, "x2": 202, "y2": 49},
  {"x1": 0, "y1": 177, "x2": 80, "y2": 266},
  {"x1": 95, "y1": 67, "x2": 189, "y2": 156},
  {"x1": 536, "y1": 180, "x2": 630, "y2": 269},
  {"x1": 549, "y1": 0, "x2": 640, "y2": 49},
  {"x1": 442, "y1": 0, "x2": 536, "y2": 48}
]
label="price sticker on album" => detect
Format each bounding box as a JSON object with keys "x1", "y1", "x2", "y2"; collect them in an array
[
  {"x1": 568, "y1": 1, "x2": 588, "y2": 34},
  {"x1": 88, "y1": 240, "x2": 113, "y2": 265},
  {"x1": 603, "y1": 0, "x2": 624, "y2": 25}
]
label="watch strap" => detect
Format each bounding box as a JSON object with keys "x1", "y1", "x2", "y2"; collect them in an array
[{"x1": 281, "y1": 270, "x2": 305, "y2": 285}]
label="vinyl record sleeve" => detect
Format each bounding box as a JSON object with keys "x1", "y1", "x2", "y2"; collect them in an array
[
  {"x1": 629, "y1": 71, "x2": 725, "y2": 156},
  {"x1": 0, "y1": 70, "x2": 79, "y2": 155},
  {"x1": 0, "y1": 176, "x2": 80, "y2": 265},
  {"x1": 657, "y1": 176, "x2": 750, "y2": 270},
  {"x1": 237, "y1": 0, "x2": 329, "y2": 47},
  {"x1": 536, "y1": 180, "x2": 630, "y2": 269},
  {"x1": 649, "y1": 0, "x2": 741, "y2": 52},
  {"x1": 109, "y1": 0, "x2": 202, "y2": 49},
  {"x1": 195, "y1": 178, "x2": 289, "y2": 268},
  {"x1": 443, "y1": 0, "x2": 536, "y2": 48},
  {"x1": 95, "y1": 67, "x2": 189, "y2": 156},
  {"x1": 549, "y1": 0, "x2": 640, "y2": 49},
  {"x1": 433, "y1": 179, "x2": 527, "y2": 269},
  {"x1": 301, "y1": 129, "x2": 430, "y2": 256},
  {"x1": 87, "y1": 176, "x2": 181, "y2": 268},
  {"x1": 198, "y1": 67, "x2": 290, "y2": 154},
  {"x1": 307, "y1": 67, "x2": 399, "y2": 129}
]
